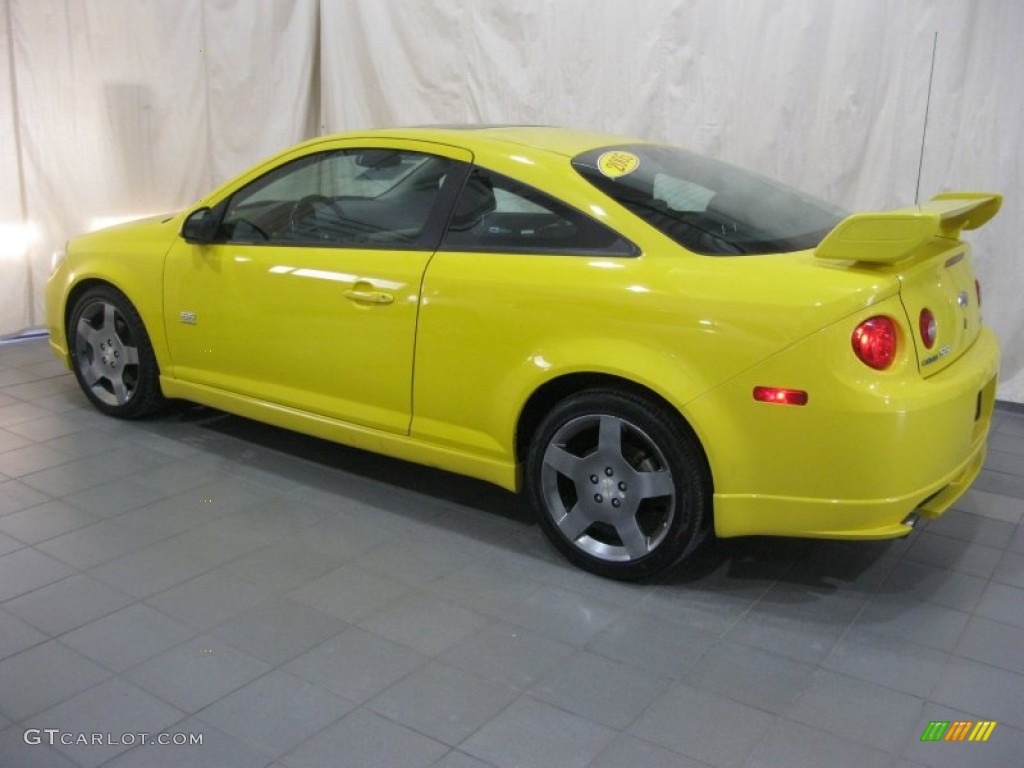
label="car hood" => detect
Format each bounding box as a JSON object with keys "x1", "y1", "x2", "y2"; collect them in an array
[{"x1": 68, "y1": 212, "x2": 183, "y2": 256}]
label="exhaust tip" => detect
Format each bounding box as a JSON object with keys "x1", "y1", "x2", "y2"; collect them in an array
[{"x1": 901, "y1": 512, "x2": 921, "y2": 530}]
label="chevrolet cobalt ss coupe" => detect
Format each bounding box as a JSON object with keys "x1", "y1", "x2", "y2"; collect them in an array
[{"x1": 46, "y1": 126, "x2": 1001, "y2": 579}]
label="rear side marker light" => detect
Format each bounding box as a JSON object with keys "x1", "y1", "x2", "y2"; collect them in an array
[
  {"x1": 753, "y1": 387, "x2": 808, "y2": 406},
  {"x1": 919, "y1": 308, "x2": 937, "y2": 349},
  {"x1": 852, "y1": 316, "x2": 898, "y2": 370}
]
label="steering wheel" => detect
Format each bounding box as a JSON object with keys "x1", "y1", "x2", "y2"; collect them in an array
[{"x1": 288, "y1": 194, "x2": 346, "y2": 232}]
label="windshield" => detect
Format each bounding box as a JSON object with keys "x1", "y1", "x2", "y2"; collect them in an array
[{"x1": 572, "y1": 144, "x2": 847, "y2": 255}]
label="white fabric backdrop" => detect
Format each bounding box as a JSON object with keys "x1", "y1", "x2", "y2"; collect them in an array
[
  {"x1": 3, "y1": 0, "x2": 1022, "y2": 401},
  {"x1": 0, "y1": 0, "x2": 318, "y2": 334},
  {"x1": 1, "y1": 0, "x2": 31, "y2": 330}
]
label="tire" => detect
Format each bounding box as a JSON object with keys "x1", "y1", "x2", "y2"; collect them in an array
[
  {"x1": 67, "y1": 285, "x2": 166, "y2": 419},
  {"x1": 525, "y1": 389, "x2": 711, "y2": 580}
]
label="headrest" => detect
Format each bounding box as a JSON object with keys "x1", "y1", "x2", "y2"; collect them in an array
[{"x1": 449, "y1": 173, "x2": 496, "y2": 231}]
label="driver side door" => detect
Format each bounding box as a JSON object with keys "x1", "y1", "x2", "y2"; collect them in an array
[{"x1": 163, "y1": 140, "x2": 471, "y2": 434}]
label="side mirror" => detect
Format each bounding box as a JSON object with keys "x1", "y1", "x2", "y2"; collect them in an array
[{"x1": 181, "y1": 207, "x2": 220, "y2": 244}]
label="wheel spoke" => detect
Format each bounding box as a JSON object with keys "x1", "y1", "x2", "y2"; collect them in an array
[
  {"x1": 109, "y1": 372, "x2": 129, "y2": 403},
  {"x1": 617, "y1": 518, "x2": 651, "y2": 559},
  {"x1": 597, "y1": 415, "x2": 622, "y2": 458},
  {"x1": 101, "y1": 302, "x2": 116, "y2": 334},
  {"x1": 544, "y1": 443, "x2": 584, "y2": 479},
  {"x1": 557, "y1": 504, "x2": 596, "y2": 541},
  {"x1": 82, "y1": 362, "x2": 103, "y2": 387},
  {"x1": 121, "y1": 345, "x2": 139, "y2": 366},
  {"x1": 633, "y1": 469, "x2": 675, "y2": 500},
  {"x1": 76, "y1": 321, "x2": 99, "y2": 350}
]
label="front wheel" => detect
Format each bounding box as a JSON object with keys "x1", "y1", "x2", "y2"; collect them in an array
[
  {"x1": 67, "y1": 285, "x2": 166, "y2": 419},
  {"x1": 525, "y1": 390, "x2": 711, "y2": 580}
]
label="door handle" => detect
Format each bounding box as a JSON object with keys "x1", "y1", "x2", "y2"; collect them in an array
[{"x1": 343, "y1": 288, "x2": 394, "y2": 305}]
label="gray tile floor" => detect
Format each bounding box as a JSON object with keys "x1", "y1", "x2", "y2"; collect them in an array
[{"x1": 0, "y1": 335, "x2": 1022, "y2": 767}]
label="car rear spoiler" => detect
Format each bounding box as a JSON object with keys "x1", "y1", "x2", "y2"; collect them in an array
[{"x1": 815, "y1": 192, "x2": 1002, "y2": 264}]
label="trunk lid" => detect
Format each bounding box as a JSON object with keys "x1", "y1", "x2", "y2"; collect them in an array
[
  {"x1": 815, "y1": 192, "x2": 1001, "y2": 377},
  {"x1": 895, "y1": 239, "x2": 982, "y2": 377}
]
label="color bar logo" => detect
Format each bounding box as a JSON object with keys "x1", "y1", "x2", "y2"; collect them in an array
[{"x1": 920, "y1": 720, "x2": 997, "y2": 742}]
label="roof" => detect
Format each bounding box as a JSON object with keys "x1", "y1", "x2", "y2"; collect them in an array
[{"x1": 324, "y1": 125, "x2": 647, "y2": 158}]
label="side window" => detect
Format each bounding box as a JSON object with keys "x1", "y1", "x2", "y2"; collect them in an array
[
  {"x1": 442, "y1": 168, "x2": 635, "y2": 256},
  {"x1": 219, "y1": 149, "x2": 456, "y2": 248}
]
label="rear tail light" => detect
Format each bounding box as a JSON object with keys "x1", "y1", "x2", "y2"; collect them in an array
[
  {"x1": 852, "y1": 316, "x2": 898, "y2": 370},
  {"x1": 753, "y1": 387, "x2": 808, "y2": 406},
  {"x1": 975, "y1": 278, "x2": 982, "y2": 307},
  {"x1": 919, "y1": 308, "x2": 937, "y2": 349}
]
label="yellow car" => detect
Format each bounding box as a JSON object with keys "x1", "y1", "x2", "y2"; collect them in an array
[{"x1": 45, "y1": 126, "x2": 1001, "y2": 579}]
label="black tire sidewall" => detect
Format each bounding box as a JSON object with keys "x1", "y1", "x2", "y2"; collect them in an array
[{"x1": 526, "y1": 390, "x2": 710, "y2": 580}]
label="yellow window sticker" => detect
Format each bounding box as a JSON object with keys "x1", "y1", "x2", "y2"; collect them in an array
[{"x1": 597, "y1": 151, "x2": 640, "y2": 178}]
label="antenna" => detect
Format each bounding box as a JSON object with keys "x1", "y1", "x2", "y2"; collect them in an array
[{"x1": 915, "y1": 32, "x2": 938, "y2": 205}]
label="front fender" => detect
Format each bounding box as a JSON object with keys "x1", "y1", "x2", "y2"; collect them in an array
[{"x1": 45, "y1": 214, "x2": 183, "y2": 375}]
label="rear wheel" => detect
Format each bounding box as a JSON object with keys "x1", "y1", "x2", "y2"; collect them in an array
[
  {"x1": 526, "y1": 390, "x2": 710, "y2": 580},
  {"x1": 67, "y1": 285, "x2": 165, "y2": 418}
]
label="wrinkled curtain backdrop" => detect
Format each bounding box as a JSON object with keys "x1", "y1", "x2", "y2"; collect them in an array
[{"x1": 2, "y1": 0, "x2": 1022, "y2": 401}]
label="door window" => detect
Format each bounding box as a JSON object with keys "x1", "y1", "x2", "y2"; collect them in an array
[{"x1": 219, "y1": 149, "x2": 458, "y2": 248}]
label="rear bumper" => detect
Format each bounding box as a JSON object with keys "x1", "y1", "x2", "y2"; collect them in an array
[
  {"x1": 692, "y1": 321, "x2": 999, "y2": 540},
  {"x1": 713, "y1": 432, "x2": 987, "y2": 539}
]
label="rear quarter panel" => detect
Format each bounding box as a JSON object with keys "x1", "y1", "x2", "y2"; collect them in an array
[{"x1": 411, "y1": 150, "x2": 901, "y2": 484}]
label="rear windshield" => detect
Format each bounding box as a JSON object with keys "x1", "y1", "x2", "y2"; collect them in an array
[{"x1": 572, "y1": 145, "x2": 847, "y2": 255}]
